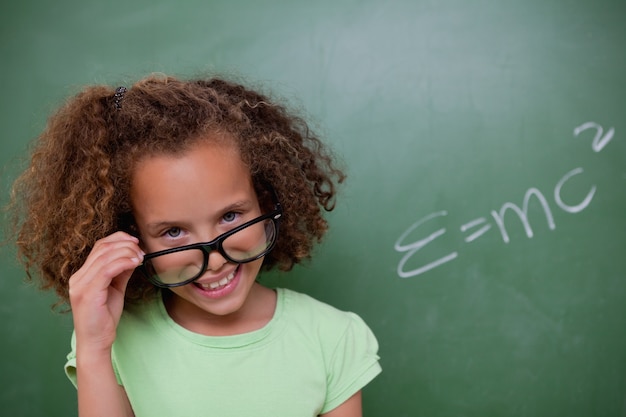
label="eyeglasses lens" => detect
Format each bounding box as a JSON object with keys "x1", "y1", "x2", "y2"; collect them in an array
[
  {"x1": 147, "y1": 249, "x2": 204, "y2": 285},
  {"x1": 222, "y1": 218, "x2": 276, "y2": 262}
]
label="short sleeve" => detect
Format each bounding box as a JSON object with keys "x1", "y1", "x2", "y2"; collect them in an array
[
  {"x1": 321, "y1": 312, "x2": 382, "y2": 413},
  {"x1": 64, "y1": 331, "x2": 77, "y2": 388},
  {"x1": 63, "y1": 330, "x2": 123, "y2": 388}
]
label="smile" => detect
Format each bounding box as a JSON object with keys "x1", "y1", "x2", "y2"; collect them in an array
[{"x1": 197, "y1": 269, "x2": 236, "y2": 290}]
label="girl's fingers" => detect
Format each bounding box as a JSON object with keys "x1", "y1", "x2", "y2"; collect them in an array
[
  {"x1": 69, "y1": 233, "x2": 144, "y2": 300},
  {"x1": 78, "y1": 232, "x2": 142, "y2": 272},
  {"x1": 71, "y1": 253, "x2": 142, "y2": 296}
]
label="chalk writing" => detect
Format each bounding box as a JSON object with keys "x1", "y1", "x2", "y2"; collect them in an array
[
  {"x1": 394, "y1": 122, "x2": 614, "y2": 279},
  {"x1": 573, "y1": 122, "x2": 614, "y2": 152}
]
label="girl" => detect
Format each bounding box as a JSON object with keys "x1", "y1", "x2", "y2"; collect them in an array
[{"x1": 9, "y1": 74, "x2": 381, "y2": 416}]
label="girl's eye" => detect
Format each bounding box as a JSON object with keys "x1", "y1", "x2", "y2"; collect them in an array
[
  {"x1": 165, "y1": 227, "x2": 182, "y2": 238},
  {"x1": 222, "y1": 211, "x2": 239, "y2": 223}
]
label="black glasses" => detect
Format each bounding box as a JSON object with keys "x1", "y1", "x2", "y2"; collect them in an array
[{"x1": 138, "y1": 203, "x2": 282, "y2": 288}]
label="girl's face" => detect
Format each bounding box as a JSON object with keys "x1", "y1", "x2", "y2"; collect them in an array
[{"x1": 130, "y1": 139, "x2": 269, "y2": 331}]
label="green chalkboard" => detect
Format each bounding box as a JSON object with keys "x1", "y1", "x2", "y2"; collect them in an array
[{"x1": 2, "y1": 0, "x2": 625, "y2": 416}]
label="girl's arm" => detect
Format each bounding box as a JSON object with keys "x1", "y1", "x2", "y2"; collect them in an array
[
  {"x1": 320, "y1": 391, "x2": 363, "y2": 417},
  {"x1": 69, "y1": 232, "x2": 143, "y2": 417},
  {"x1": 76, "y1": 351, "x2": 134, "y2": 417}
]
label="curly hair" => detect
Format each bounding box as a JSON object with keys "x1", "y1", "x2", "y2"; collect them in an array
[{"x1": 9, "y1": 73, "x2": 345, "y2": 307}]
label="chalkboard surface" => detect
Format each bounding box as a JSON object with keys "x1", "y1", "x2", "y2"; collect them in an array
[{"x1": 2, "y1": 0, "x2": 625, "y2": 416}]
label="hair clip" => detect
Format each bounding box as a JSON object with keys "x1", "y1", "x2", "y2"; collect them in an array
[{"x1": 113, "y1": 86, "x2": 127, "y2": 110}]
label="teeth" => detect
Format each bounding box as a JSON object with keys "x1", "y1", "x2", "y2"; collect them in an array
[{"x1": 200, "y1": 271, "x2": 235, "y2": 290}]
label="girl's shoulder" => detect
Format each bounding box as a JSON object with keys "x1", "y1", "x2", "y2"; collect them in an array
[
  {"x1": 278, "y1": 287, "x2": 376, "y2": 344},
  {"x1": 280, "y1": 287, "x2": 353, "y2": 318},
  {"x1": 277, "y1": 287, "x2": 381, "y2": 396}
]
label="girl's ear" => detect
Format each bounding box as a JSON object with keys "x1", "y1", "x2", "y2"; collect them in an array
[
  {"x1": 258, "y1": 189, "x2": 276, "y2": 214},
  {"x1": 254, "y1": 178, "x2": 279, "y2": 213}
]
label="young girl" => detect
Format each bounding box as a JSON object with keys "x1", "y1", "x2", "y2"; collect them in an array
[{"x1": 9, "y1": 74, "x2": 381, "y2": 416}]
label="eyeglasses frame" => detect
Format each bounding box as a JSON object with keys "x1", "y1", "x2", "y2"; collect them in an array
[{"x1": 138, "y1": 202, "x2": 283, "y2": 288}]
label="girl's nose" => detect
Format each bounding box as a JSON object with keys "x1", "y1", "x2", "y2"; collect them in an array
[{"x1": 207, "y1": 249, "x2": 227, "y2": 271}]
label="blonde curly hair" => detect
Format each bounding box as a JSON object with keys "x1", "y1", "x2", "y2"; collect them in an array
[{"x1": 9, "y1": 73, "x2": 345, "y2": 307}]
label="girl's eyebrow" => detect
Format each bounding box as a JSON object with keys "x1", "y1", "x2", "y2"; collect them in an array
[
  {"x1": 221, "y1": 199, "x2": 255, "y2": 212},
  {"x1": 144, "y1": 220, "x2": 185, "y2": 234}
]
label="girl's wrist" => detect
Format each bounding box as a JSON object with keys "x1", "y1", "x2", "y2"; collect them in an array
[{"x1": 76, "y1": 345, "x2": 114, "y2": 368}]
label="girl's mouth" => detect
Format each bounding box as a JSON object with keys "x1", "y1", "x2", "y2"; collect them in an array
[{"x1": 194, "y1": 267, "x2": 238, "y2": 291}]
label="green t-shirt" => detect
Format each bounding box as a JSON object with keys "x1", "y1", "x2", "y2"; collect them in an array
[{"x1": 65, "y1": 288, "x2": 381, "y2": 416}]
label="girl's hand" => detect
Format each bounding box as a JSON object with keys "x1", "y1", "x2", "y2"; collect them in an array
[{"x1": 68, "y1": 231, "x2": 144, "y2": 355}]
